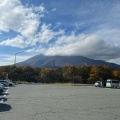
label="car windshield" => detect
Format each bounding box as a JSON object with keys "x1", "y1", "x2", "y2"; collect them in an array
[
  {"x1": 112, "y1": 81, "x2": 119, "y2": 83},
  {"x1": 0, "y1": 81, "x2": 8, "y2": 83},
  {"x1": 97, "y1": 81, "x2": 100, "y2": 83}
]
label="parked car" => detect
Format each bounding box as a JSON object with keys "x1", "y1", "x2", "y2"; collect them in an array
[
  {"x1": 0, "y1": 80, "x2": 15, "y2": 87},
  {"x1": 106, "y1": 79, "x2": 119, "y2": 88},
  {"x1": 0, "y1": 83, "x2": 4, "y2": 93},
  {"x1": 95, "y1": 81, "x2": 101, "y2": 87},
  {"x1": 8, "y1": 81, "x2": 15, "y2": 87}
]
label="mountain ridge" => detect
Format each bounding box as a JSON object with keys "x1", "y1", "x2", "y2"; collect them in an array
[{"x1": 16, "y1": 54, "x2": 120, "y2": 68}]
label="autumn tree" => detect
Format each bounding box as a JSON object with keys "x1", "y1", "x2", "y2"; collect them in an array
[
  {"x1": 40, "y1": 68, "x2": 57, "y2": 83},
  {"x1": 89, "y1": 66, "x2": 100, "y2": 83},
  {"x1": 102, "y1": 65, "x2": 112, "y2": 80},
  {"x1": 88, "y1": 65, "x2": 112, "y2": 83},
  {"x1": 0, "y1": 64, "x2": 117, "y2": 84},
  {"x1": 62, "y1": 65, "x2": 77, "y2": 83},
  {"x1": 113, "y1": 69, "x2": 120, "y2": 80}
]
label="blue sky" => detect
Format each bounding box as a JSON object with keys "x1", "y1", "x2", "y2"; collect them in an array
[{"x1": 0, "y1": 0, "x2": 120, "y2": 66}]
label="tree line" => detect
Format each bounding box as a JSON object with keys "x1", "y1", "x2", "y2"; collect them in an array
[{"x1": 0, "y1": 65, "x2": 120, "y2": 84}]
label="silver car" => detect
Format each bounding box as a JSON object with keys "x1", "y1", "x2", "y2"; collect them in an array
[
  {"x1": 95, "y1": 81, "x2": 101, "y2": 87},
  {"x1": 0, "y1": 80, "x2": 15, "y2": 87}
]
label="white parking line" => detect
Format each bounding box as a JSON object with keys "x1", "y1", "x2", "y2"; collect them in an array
[{"x1": 0, "y1": 88, "x2": 9, "y2": 103}]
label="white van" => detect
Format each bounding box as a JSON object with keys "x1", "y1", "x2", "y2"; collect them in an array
[{"x1": 106, "y1": 79, "x2": 119, "y2": 88}]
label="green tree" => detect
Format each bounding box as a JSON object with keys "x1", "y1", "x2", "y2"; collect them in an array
[{"x1": 40, "y1": 68, "x2": 56, "y2": 83}]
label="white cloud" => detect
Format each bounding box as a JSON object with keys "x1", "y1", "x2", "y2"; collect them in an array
[
  {"x1": 25, "y1": 46, "x2": 47, "y2": 53},
  {"x1": 39, "y1": 24, "x2": 55, "y2": 43},
  {"x1": 45, "y1": 33, "x2": 120, "y2": 61},
  {"x1": 94, "y1": 27, "x2": 120, "y2": 45},
  {"x1": 33, "y1": 4, "x2": 45, "y2": 13},
  {"x1": 0, "y1": 23, "x2": 65, "y2": 48},
  {"x1": 0, "y1": 35, "x2": 25, "y2": 48},
  {"x1": 0, "y1": 0, "x2": 45, "y2": 38},
  {"x1": 51, "y1": 8, "x2": 57, "y2": 11},
  {"x1": 107, "y1": 58, "x2": 120, "y2": 65},
  {"x1": 35, "y1": 24, "x2": 65, "y2": 43}
]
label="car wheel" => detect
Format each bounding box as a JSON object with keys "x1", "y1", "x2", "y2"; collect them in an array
[
  {"x1": 9, "y1": 84, "x2": 12, "y2": 87},
  {"x1": 0, "y1": 89, "x2": 3, "y2": 93}
]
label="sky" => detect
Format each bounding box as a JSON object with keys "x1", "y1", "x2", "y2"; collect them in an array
[{"x1": 0, "y1": 0, "x2": 120, "y2": 66}]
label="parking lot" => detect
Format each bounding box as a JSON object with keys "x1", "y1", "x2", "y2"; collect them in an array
[{"x1": 0, "y1": 84, "x2": 120, "y2": 120}]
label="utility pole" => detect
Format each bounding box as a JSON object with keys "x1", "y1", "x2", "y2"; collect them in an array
[
  {"x1": 13, "y1": 51, "x2": 25, "y2": 82},
  {"x1": 14, "y1": 51, "x2": 25, "y2": 66}
]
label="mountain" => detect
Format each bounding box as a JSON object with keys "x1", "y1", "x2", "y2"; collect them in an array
[{"x1": 17, "y1": 54, "x2": 120, "y2": 68}]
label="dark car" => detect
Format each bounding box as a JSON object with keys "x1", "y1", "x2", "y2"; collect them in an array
[{"x1": 0, "y1": 83, "x2": 4, "y2": 93}]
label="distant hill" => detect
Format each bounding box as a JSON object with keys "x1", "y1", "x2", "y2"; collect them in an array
[{"x1": 17, "y1": 54, "x2": 120, "y2": 68}]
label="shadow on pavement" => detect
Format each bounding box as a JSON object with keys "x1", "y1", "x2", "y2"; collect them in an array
[
  {"x1": 0, "y1": 93, "x2": 9, "y2": 96},
  {"x1": 0, "y1": 97, "x2": 7, "y2": 102},
  {"x1": 0, "y1": 103, "x2": 12, "y2": 112}
]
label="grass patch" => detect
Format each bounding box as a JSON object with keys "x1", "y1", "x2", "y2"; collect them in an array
[{"x1": 16, "y1": 81, "x2": 29, "y2": 84}]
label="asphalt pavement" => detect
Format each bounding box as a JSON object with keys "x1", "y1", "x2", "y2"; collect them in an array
[{"x1": 0, "y1": 84, "x2": 120, "y2": 120}]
